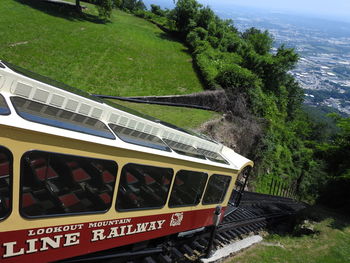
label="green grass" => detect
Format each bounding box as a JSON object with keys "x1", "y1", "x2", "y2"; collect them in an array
[
  {"x1": 0, "y1": 0, "x2": 202, "y2": 96},
  {"x1": 112, "y1": 99, "x2": 219, "y2": 129},
  {"x1": 229, "y1": 206, "x2": 350, "y2": 263},
  {"x1": 0, "y1": 0, "x2": 218, "y2": 129}
]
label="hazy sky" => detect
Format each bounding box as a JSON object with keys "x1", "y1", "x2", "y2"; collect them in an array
[
  {"x1": 199, "y1": 0, "x2": 350, "y2": 19},
  {"x1": 145, "y1": 0, "x2": 350, "y2": 22}
]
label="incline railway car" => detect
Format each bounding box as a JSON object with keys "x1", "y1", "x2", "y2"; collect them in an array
[{"x1": 0, "y1": 61, "x2": 253, "y2": 262}]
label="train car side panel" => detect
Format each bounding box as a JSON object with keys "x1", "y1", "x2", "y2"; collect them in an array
[{"x1": 0, "y1": 208, "x2": 221, "y2": 262}]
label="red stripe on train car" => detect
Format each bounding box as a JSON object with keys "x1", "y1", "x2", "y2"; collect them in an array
[{"x1": 0, "y1": 207, "x2": 227, "y2": 262}]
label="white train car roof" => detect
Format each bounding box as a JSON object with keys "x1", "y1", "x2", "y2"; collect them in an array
[{"x1": 0, "y1": 61, "x2": 252, "y2": 171}]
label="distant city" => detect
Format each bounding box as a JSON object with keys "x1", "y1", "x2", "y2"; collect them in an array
[
  {"x1": 144, "y1": 1, "x2": 350, "y2": 115},
  {"x1": 226, "y1": 10, "x2": 350, "y2": 115}
]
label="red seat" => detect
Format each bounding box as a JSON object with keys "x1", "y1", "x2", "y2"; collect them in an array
[
  {"x1": 35, "y1": 166, "x2": 58, "y2": 181},
  {"x1": 175, "y1": 178, "x2": 184, "y2": 186},
  {"x1": 30, "y1": 158, "x2": 46, "y2": 167},
  {"x1": 22, "y1": 192, "x2": 36, "y2": 208},
  {"x1": 162, "y1": 177, "x2": 170, "y2": 186},
  {"x1": 21, "y1": 193, "x2": 44, "y2": 216},
  {"x1": 99, "y1": 192, "x2": 111, "y2": 204},
  {"x1": 126, "y1": 172, "x2": 138, "y2": 184},
  {"x1": 128, "y1": 192, "x2": 138, "y2": 201},
  {"x1": 144, "y1": 174, "x2": 155, "y2": 185},
  {"x1": 59, "y1": 193, "x2": 80, "y2": 208},
  {"x1": 102, "y1": 170, "x2": 115, "y2": 184},
  {"x1": 66, "y1": 161, "x2": 79, "y2": 168},
  {"x1": 72, "y1": 168, "x2": 91, "y2": 182},
  {"x1": 0, "y1": 161, "x2": 9, "y2": 177}
]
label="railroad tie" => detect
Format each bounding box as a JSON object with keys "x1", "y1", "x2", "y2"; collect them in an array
[
  {"x1": 142, "y1": 256, "x2": 157, "y2": 263},
  {"x1": 158, "y1": 254, "x2": 172, "y2": 263}
]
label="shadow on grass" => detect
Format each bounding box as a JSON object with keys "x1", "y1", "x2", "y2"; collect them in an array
[
  {"x1": 302, "y1": 205, "x2": 350, "y2": 230},
  {"x1": 256, "y1": 204, "x2": 350, "y2": 240},
  {"x1": 157, "y1": 31, "x2": 182, "y2": 42},
  {"x1": 15, "y1": 0, "x2": 105, "y2": 24},
  {"x1": 275, "y1": 204, "x2": 350, "y2": 237}
]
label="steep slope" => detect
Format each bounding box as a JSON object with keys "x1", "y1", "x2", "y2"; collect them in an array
[{"x1": 0, "y1": 0, "x2": 202, "y2": 96}]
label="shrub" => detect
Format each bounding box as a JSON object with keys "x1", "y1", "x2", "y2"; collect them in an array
[{"x1": 96, "y1": 0, "x2": 113, "y2": 20}]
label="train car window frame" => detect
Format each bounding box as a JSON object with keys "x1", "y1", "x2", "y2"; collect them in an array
[
  {"x1": 10, "y1": 96, "x2": 116, "y2": 140},
  {"x1": 0, "y1": 146, "x2": 13, "y2": 221},
  {"x1": 19, "y1": 150, "x2": 118, "y2": 219},
  {"x1": 202, "y1": 174, "x2": 232, "y2": 205},
  {"x1": 116, "y1": 163, "x2": 173, "y2": 212},
  {"x1": 168, "y1": 170, "x2": 208, "y2": 208},
  {"x1": 0, "y1": 94, "x2": 11, "y2": 115}
]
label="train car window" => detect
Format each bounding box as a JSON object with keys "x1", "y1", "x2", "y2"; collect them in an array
[
  {"x1": 0, "y1": 146, "x2": 12, "y2": 220},
  {"x1": 116, "y1": 163, "x2": 173, "y2": 211},
  {"x1": 162, "y1": 139, "x2": 206, "y2": 159},
  {"x1": 169, "y1": 170, "x2": 207, "y2": 207},
  {"x1": 11, "y1": 96, "x2": 115, "y2": 139},
  {"x1": 0, "y1": 94, "x2": 11, "y2": 115},
  {"x1": 202, "y1": 174, "x2": 231, "y2": 204},
  {"x1": 197, "y1": 148, "x2": 229, "y2": 165},
  {"x1": 20, "y1": 151, "x2": 117, "y2": 218},
  {"x1": 109, "y1": 124, "x2": 171, "y2": 152}
]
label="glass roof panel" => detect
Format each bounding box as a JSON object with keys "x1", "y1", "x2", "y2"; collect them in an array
[
  {"x1": 11, "y1": 96, "x2": 115, "y2": 139},
  {"x1": 109, "y1": 124, "x2": 170, "y2": 152},
  {"x1": 0, "y1": 94, "x2": 10, "y2": 115},
  {"x1": 197, "y1": 148, "x2": 229, "y2": 165},
  {"x1": 162, "y1": 139, "x2": 206, "y2": 159}
]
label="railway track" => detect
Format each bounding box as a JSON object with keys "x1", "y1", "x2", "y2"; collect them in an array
[{"x1": 62, "y1": 192, "x2": 305, "y2": 263}]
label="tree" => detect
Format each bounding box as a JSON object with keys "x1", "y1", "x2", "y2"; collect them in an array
[
  {"x1": 196, "y1": 6, "x2": 215, "y2": 30},
  {"x1": 113, "y1": 0, "x2": 122, "y2": 8},
  {"x1": 170, "y1": 0, "x2": 201, "y2": 36},
  {"x1": 318, "y1": 114, "x2": 350, "y2": 178},
  {"x1": 76, "y1": 0, "x2": 81, "y2": 12},
  {"x1": 316, "y1": 114, "x2": 350, "y2": 211},
  {"x1": 119, "y1": 0, "x2": 146, "y2": 12},
  {"x1": 215, "y1": 64, "x2": 259, "y2": 94},
  {"x1": 96, "y1": 0, "x2": 113, "y2": 20},
  {"x1": 150, "y1": 4, "x2": 164, "y2": 16},
  {"x1": 242, "y1": 28, "x2": 273, "y2": 55}
]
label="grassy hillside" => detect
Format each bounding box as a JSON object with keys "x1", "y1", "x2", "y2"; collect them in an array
[
  {"x1": 0, "y1": 0, "x2": 217, "y2": 128},
  {"x1": 229, "y1": 206, "x2": 350, "y2": 263}
]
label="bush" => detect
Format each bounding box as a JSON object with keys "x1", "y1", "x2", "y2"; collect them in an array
[
  {"x1": 215, "y1": 63, "x2": 259, "y2": 93},
  {"x1": 116, "y1": 0, "x2": 146, "y2": 12},
  {"x1": 150, "y1": 4, "x2": 164, "y2": 16},
  {"x1": 96, "y1": 0, "x2": 113, "y2": 20}
]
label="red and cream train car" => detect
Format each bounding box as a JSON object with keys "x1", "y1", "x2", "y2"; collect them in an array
[{"x1": 0, "y1": 61, "x2": 253, "y2": 262}]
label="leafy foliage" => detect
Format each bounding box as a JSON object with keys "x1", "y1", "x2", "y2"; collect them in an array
[
  {"x1": 150, "y1": 4, "x2": 165, "y2": 16},
  {"x1": 315, "y1": 115, "x2": 350, "y2": 212},
  {"x1": 114, "y1": 0, "x2": 146, "y2": 12},
  {"x1": 96, "y1": 0, "x2": 113, "y2": 20}
]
